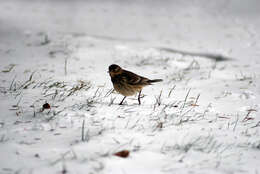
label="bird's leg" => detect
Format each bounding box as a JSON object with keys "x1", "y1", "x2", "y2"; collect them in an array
[
  {"x1": 138, "y1": 90, "x2": 142, "y2": 105},
  {"x1": 119, "y1": 96, "x2": 126, "y2": 105}
]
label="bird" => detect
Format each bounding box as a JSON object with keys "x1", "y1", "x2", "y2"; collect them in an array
[{"x1": 108, "y1": 64, "x2": 162, "y2": 105}]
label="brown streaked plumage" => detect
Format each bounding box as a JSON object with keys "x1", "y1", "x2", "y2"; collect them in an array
[{"x1": 108, "y1": 64, "x2": 162, "y2": 105}]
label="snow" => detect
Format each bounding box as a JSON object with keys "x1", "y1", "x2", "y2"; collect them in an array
[{"x1": 0, "y1": 0, "x2": 260, "y2": 174}]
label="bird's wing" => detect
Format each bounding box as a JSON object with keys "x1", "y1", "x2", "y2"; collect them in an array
[{"x1": 122, "y1": 70, "x2": 149, "y2": 85}]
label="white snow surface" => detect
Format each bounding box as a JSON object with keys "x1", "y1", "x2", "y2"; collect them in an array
[{"x1": 0, "y1": 0, "x2": 260, "y2": 173}]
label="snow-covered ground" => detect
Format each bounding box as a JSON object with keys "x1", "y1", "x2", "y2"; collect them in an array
[{"x1": 0, "y1": 0, "x2": 260, "y2": 173}]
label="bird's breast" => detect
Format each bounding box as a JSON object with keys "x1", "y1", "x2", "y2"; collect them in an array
[{"x1": 111, "y1": 76, "x2": 142, "y2": 96}]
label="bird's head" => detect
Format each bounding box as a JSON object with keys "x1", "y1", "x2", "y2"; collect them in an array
[{"x1": 108, "y1": 64, "x2": 122, "y2": 77}]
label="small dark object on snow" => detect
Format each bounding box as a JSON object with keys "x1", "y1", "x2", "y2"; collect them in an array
[
  {"x1": 42, "y1": 103, "x2": 51, "y2": 110},
  {"x1": 114, "y1": 150, "x2": 130, "y2": 158}
]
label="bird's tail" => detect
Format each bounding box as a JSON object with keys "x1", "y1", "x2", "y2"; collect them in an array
[{"x1": 148, "y1": 79, "x2": 163, "y2": 83}]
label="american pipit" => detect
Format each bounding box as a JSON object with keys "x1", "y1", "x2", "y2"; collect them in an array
[{"x1": 108, "y1": 64, "x2": 162, "y2": 105}]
